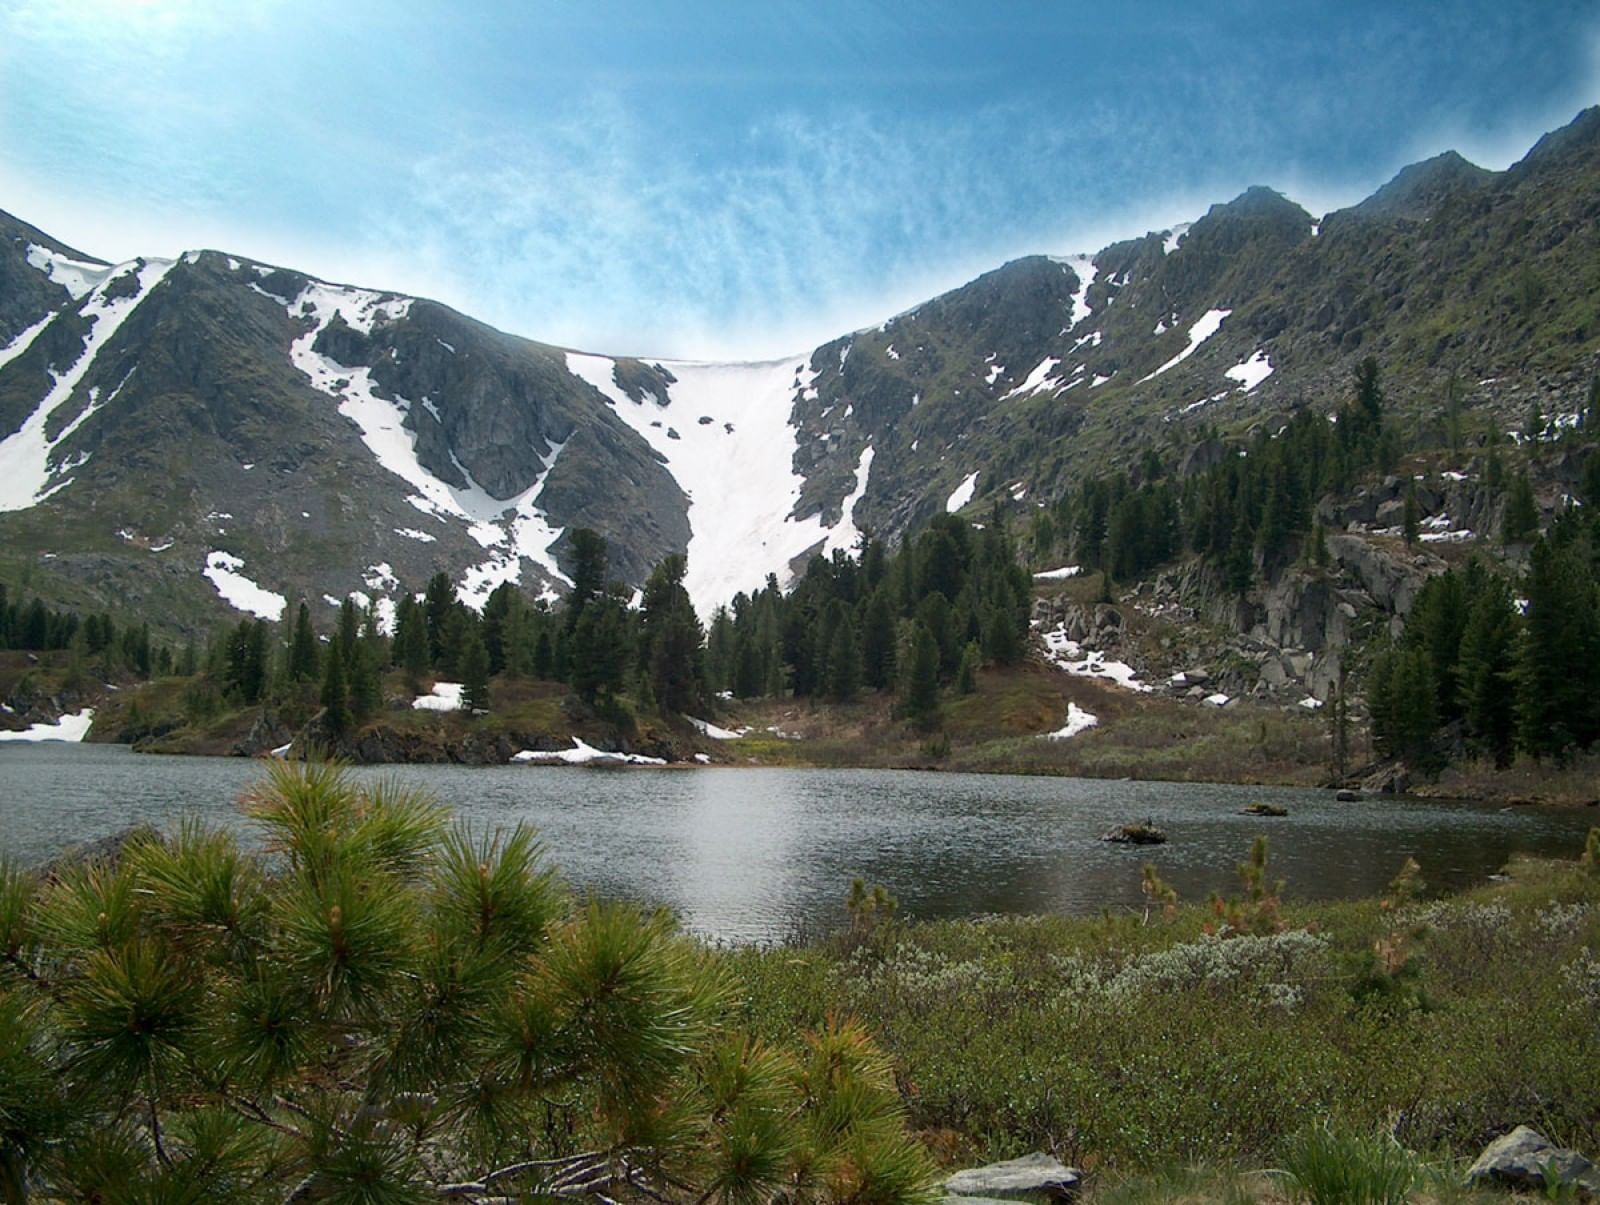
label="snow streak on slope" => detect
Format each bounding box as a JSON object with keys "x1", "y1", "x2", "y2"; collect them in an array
[
  {"x1": 0, "y1": 258, "x2": 175, "y2": 512},
  {"x1": 0, "y1": 313, "x2": 56, "y2": 377},
  {"x1": 567, "y1": 352, "x2": 857, "y2": 615},
  {"x1": 1050, "y1": 255, "x2": 1099, "y2": 328},
  {"x1": 284, "y1": 282, "x2": 569, "y2": 608},
  {"x1": 946, "y1": 471, "x2": 980, "y2": 513},
  {"x1": 1003, "y1": 357, "x2": 1061, "y2": 399},
  {"x1": 823, "y1": 445, "x2": 875, "y2": 558},
  {"x1": 1137, "y1": 308, "x2": 1232, "y2": 383}
]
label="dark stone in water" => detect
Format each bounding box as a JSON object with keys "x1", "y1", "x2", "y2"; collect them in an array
[{"x1": 1102, "y1": 822, "x2": 1167, "y2": 845}]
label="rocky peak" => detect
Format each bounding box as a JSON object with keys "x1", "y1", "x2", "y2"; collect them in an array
[{"x1": 1349, "y1": 150, "x2": 1492, "y2": 222}]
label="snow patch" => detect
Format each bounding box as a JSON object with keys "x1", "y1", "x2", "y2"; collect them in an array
[
  {"x1": 1138, "y1": 308, "x2": 1232, "y2": 383},
  {"x1": 1003, "y1": 357, "x2": 1062, "y2": 399},
  {"x1": 686, "y1": 716, "x2": 749, "y2": 740},
  {"x1": 1051, "y1": 254, "x2": 1099, "y2": 328},
  {"x1": 203, "y1": 551, "x2": 286, "y2": 621},
  {"x1": 412, "y1": 682, "x2": 464, "y2": 711},
  {"x1": 946, "y1": 471, "x2": 980, "y2": 513},
  {"x1": 1224, "y1": 349, "x2": 1274, "y2": 392},
  {"x1": 1041, "y1": 702, "x2": 1098, "y2": 740},
  {"x1": 394, "y1": 527, "x2": 436, "y2": 542},
  {"x1": 511, "y1": 738, "x2": 667, "y2": 766},
  {"x1": 1033, "y1": 565, "x2": 1082, "y2": 580},
  {"x1": 1039, "y1": 624, "x2": 1150, "y2": 692},
  {"x1": 24, "y1": 244, "x2": 115, "y2": 300},
  {"x1": 0, "y1": 708, "x2": 95, "y2": 742},
  {"x1": 1162, "y1": 223, "x2": 1191, "y2": 255}
]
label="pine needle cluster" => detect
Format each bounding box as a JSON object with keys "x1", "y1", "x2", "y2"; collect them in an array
[{"x1": 0, "y1": 763, "x2": 934, "y2": 1204}]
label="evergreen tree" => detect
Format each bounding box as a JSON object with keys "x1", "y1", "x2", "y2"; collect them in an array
[
  {"x1": 639, "y1": 554, "x2": 706, "y2": 715},
  {"x1": 1502, "y1": 470, "x2": 1539, "y2": 544},
  {"x1": 860, "y1": 588, "x2": 898, "y2": 691},
  {"x1": 981, "y1": 600, "x2": 1022, "y2": 666},
  {"x1": 956, "y1": 640, "x2": 980, "y2": 694},
  {"x1": 901, "y1": 621, "x2": 941, "y2": 731},
  {"x1": 565, "y1": 528, "x2": 609, "y2": 632},
  {"x1": 1402, "y1": 479, "x2": 1420, "y2": 547},
  {"x1": 1457, "y1": 579, "x2": 1519, "y2": 767},
  {"x1": 393, "y1": 596, "x2": 430, "y2": 691},
  {"x1": 349, "y1": 635, "x2": 383, "y2": 722},
  {"x1": 321, "y1": 638, "x2": 350, "y2": 734},
  {"x1": 1517, "y1": 536, "x2": 1600, "y2": 759},
  {"x1": 288, "y1": 601, "x2": 319, "y2": 682},
  {"x1": 423, "y1": 572, "x2": 456, "y2": 665},
  {"x1": 825, "y1": 612, "x2": 861, "y2": 702},
  {"x1": 459, "y1": 627, "x2": 491, "y2": 713}
]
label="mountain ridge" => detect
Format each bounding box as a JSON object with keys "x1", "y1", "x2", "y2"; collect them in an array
[{"x1": 1, "y1": 107, "x2": 1598, "y2": 632}]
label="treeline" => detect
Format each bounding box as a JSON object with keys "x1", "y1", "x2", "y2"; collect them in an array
[
  {"x1": 199, "y1": 528, "x2": 709, "y2": 729},
  {"x1": 702, "y1": 512, "x2": 1032, "y2": 729},
  {"x1": 1369, "y1": 506, "x2": 1600, "y2": 770},
  {"x1": 0, "y1": 582, "x2": 161, "y2": 678},
  {"x1": 1028, "y1": 358, "x2": 1397, "y2": 589},
  {"x1": 1026, "y1": 360, "x2": 1594, "y2": 591}
]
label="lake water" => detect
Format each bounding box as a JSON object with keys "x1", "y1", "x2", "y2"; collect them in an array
[{"x1": 2, "y1": 743, "x2": 1593, "y2": 943}]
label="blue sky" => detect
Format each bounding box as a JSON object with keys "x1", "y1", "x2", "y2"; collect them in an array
[{"x1": 2, "y1": 1, "x2": 1598, "y2": 359}]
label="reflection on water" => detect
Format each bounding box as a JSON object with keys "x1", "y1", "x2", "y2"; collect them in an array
[{"x1": 2, "y1": 743, "x2": 1592, "y2": 943}]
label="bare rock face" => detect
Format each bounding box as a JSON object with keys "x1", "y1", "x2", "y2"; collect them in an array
[
  {"x1": 946, "y1": 1153, "x2": 1081, "y2": 1200},
  {"x1": 1464, "y1": 1125, "x2": 1600, "y2": 1196}
]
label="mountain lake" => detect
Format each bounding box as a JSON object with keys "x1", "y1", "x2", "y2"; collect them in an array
[{"x1": 2, "y1": 742, "x2": 1594, "y2": 944}]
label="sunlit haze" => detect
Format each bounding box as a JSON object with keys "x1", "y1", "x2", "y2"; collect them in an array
[{"x1": 3, "y1": 0, "x2": 1597, "y2": 359}]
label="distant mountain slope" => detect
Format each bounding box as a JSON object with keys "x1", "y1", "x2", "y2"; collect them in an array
[{"x1": 1, "y1": 107, "x2": 1597, "y2": 632}]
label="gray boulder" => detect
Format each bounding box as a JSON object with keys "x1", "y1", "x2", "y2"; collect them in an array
[
  {"x1": 1463, "y1": 1125, "x2": 1600, "y2": 1195},
  {"x1": 946, "y1": 1153, "x2": 1081, "y2": 1200}
]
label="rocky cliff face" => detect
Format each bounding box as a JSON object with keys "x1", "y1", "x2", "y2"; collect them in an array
[{"x1": 1, "y1": 107, "x2": 1597, "y2": 633}]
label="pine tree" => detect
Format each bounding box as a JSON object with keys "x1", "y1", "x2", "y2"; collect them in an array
[{"x1": 1402, "y1": 479, "x2": 1420, "y2": 547}]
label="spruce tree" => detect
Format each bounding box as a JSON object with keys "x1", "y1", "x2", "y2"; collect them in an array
[
  {"x1": 459, "y1": 628, "x2": 490, "y2": 713},
  {"x1": 1502, "y1": 470, "x2": 1539, "y2": 544},
  {"x1": 288, "y1": 601, "x2": 319, "y2": 682},
  {"x1": 1457, "y1": 580, "x2": 1519, "y2": 767},
  {"x1": 639, "y1": 554, "x2": 706, "y2": 715},
  {"x1": 860, "y1": 588, "x2": 898, "y2": 690},
  {"x1": 321, "y1": 639, "x2": 350, "y2": 734},
  {"x1": 825, "y1": 614, "x2": 861, "y2": 702},
  {"x1": 901, "y1": 621, "x2": 942, "y2": 731},
  {"x1": 956, "y1": 640, "x2": 980, "y2": 694},
  {"x1": 565, "y1": 528, "x2": 608, "y2": 632},
  {"x1": 1402, "y1": 479, "x2": 1420, "y2": 547}
]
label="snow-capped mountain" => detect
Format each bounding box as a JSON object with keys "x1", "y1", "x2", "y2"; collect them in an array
[{"x1": 2, "y1": 107, "x2": 1597, "y2": 633}]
